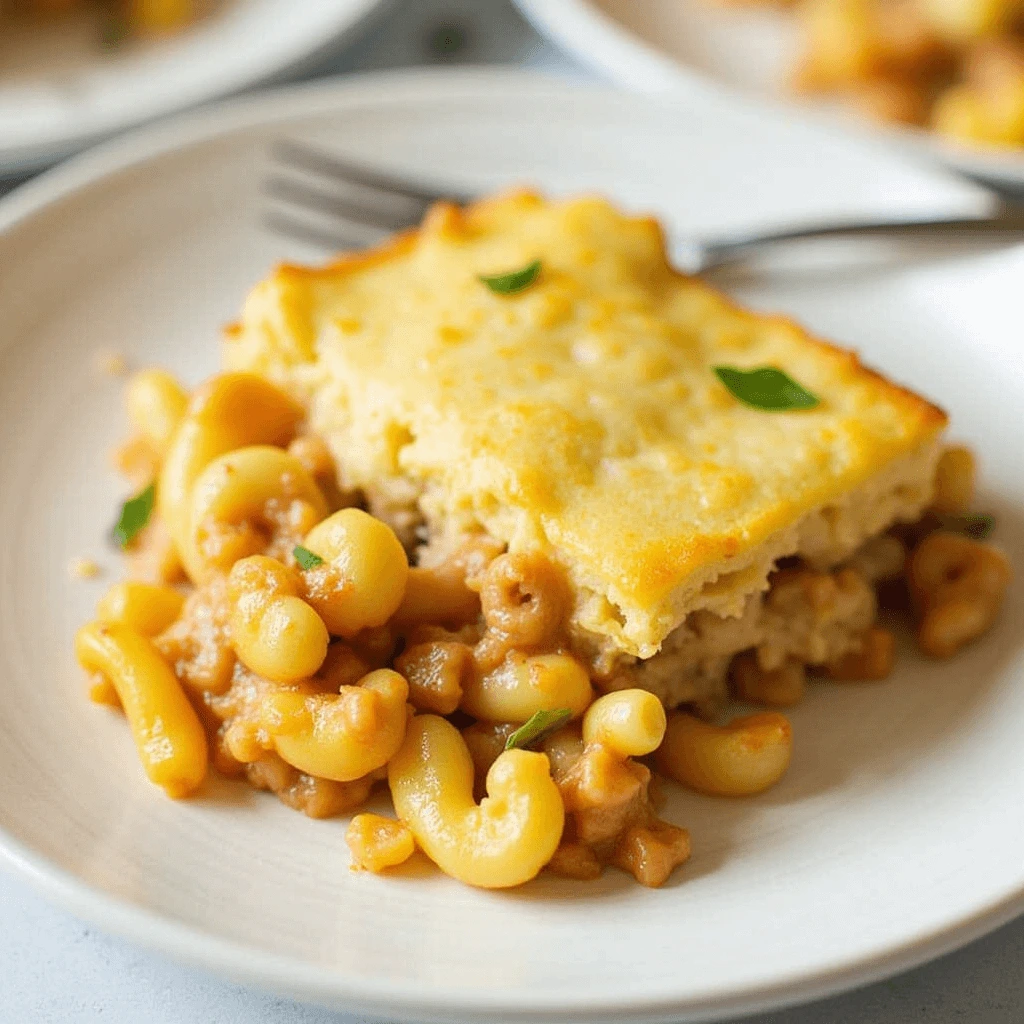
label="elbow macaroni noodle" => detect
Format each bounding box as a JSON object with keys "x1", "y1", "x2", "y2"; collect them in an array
[
  {"x1": 78, "y1": 369, "x2": 1011, "y2": 890},
  {"x1": 300, "y1": 508, "x2": 410, "y2": 637},
  {"x1": 460, "y1": 652, "x2": 593, "y2": 723},
  {"x1": 188, "y1": 445, "x2": 327, "y2": 580},
  {"x1": 159, "y1": 373, "x2": 304, "y2": 583},
  {"x1": 75, "y1": 622, "x2": 208, "y2": 798},
  {"x1": 388, "y1": 715, "x2": 564, "y2": 889},
  {"x1": 657, "y1": 711, "x2": 794, "y2": 798},
  {"x1": 261, "y1": 669, "x2": 409, "y2": 782},
  {"x1": 228, "y1": 555, "x2": 330, "y2": 683},
  {"x1": 582, "y1": 689, "x2": 667, "y2": 758},
  {"x1": 96, "y1": 581, "x2": 185, "y2": 637}
]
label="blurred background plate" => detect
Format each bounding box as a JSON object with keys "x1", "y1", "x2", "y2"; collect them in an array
[
  {"x1": 512, "y1": 0, "x2": 1024, "y2": 188},
  {"x1": 0, "y1": 0, "x2": 394, "y2": 176}
]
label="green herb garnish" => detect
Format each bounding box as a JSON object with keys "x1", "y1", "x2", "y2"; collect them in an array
[
  {"x1": 479, "y1": 259, "x2": 542, "y2": 295},
  {"x1": 937, "y1": 512, "x2": 995, "y2": 540},
  {"x1": 293, "y1": 545, "x2": 325, "y2": 570},
  {"x1": 505, "y1": 708, "x2": 573, "y2": 752},
  {"x1": 112, "y1": 483, "x2": 155, "y2": 549},
  {"x1": 714, "y1": 365, "x2": 820, "y2": 412}
]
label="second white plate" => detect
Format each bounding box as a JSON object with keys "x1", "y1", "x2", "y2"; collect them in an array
[
  {"x1": 0, "y1": 68, "x2": 1022, "y2": 1024},
  {"x1": 0, "y1": 0, "x2": 392, "y2": 175},
  {"x1": 513, "y1": 0, "x2": 1024, "y2": 186}
]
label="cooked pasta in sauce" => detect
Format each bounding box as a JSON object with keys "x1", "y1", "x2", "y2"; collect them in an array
[{"x1": 75, "y1": 194, "x2": 1012, "y2": 890}]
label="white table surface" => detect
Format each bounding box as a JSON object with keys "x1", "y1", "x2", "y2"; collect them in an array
[{"x1": 3, "y1": 1, "x2": 1022, "y2": 1020}]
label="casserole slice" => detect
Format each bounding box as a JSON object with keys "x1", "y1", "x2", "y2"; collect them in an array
[{"x1": 225, "y1": 191, "x2": 945, "y2": 703}]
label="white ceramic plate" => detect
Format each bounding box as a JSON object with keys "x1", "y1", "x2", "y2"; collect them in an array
[
  {"x1": 1, "y1": 67, "x2": 1023, "y2": 1024},
  {"x1": 0, "y1": 0, "x2": 392, "y2": 175},
  {"x1": 513, "y1": 0, "x2": 1024, "y2": 187}
]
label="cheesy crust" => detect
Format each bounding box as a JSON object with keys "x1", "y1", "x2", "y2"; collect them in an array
[{"x1": 225, "y1": 191, "x2": 946, "y2": 659}]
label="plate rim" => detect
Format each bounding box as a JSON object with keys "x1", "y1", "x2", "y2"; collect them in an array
[
  {"x1": 511, "y1": 0, "x2": 1024, "y2": 184},
  {"x1": 0, "y1": 0, "x2": 397, "y2": 176},
  {"x1": 6, "y1": 818, "x2": 1024, "y2": 1024},
  {"x1": 0, "y1": 65, "x2": 1021, "y2": 1024}
]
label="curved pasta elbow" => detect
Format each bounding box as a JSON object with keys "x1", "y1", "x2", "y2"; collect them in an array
[
  {"x1": 460, "y1": 651, "x2": 593, "y2": 723},
  {"x1": 300, "y1": 508, "x2": 409, "y2": 637},
  {"x1": 96, "y1": 581, "x2": 185, "y2": 637},
  {"x1": 657, "y1": 711, "x2": 793, "y2": 798},
  {"x1": 583, "y1": 688, "x2": 666, "y2": 758},
  {"x1": 228, "y1": 555, "x2": 329, "y2": 683},
  {"x1": 908, "y1": 531, "x2": 1011, "y2": 659},
  {"x1": 158, "y1": 372, "x2": 304, "y2": 581},
  {"x1": 75, "y1": 621, "x2": 208, "y2": 798},
  {"x1": 187, "y1": 446, "x2": 327, "y2": 581},
  {"x1": 264, "y1": 668, "x2": 409, "y2": 781},
  {"x1": 389, "y1": 715, "x2": 565, "y2": 889}
]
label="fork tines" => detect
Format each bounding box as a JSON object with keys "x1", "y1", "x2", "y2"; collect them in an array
[{"x1": 264, "y1": 140, "x2": 472, "y2": 252}]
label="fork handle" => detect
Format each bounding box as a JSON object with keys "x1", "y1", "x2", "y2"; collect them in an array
[{"x1": 703, "y1": 205, "x2": 1024, "y2": 268}]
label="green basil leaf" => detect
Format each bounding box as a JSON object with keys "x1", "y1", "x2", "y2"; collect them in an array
[
  {"x1": 112, "y1": 483, "x2": 155, "y2": 549},
  {"x1": 293, "y1": 545, "x2": 326, "y2": 570},
  {"x1": 504, "y1": 708, "x2": 573, "y2": 752},
  {"x1": 937, "y1": 512, "x2": 995, "y2": 540},
  {"x1": 714, "y1": 365, "x2": 820, "y2": 412},
  {"x1": 479, "y1": 259, "x2": 542, "y2": 295}
]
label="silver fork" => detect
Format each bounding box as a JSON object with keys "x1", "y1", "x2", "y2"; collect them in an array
[{"x1": 265, "y1": 140, "x2": 1024, "y2": 274}]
